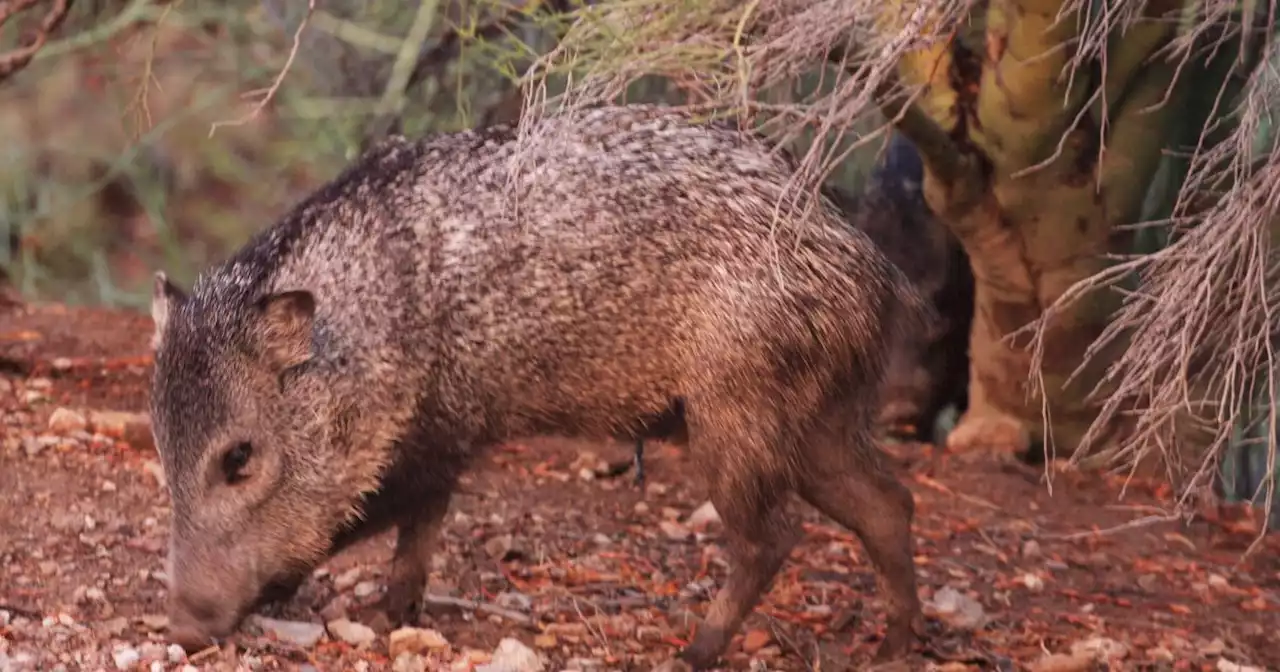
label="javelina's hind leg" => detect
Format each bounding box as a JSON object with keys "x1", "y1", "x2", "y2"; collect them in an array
[
  {"x1": 798, "y1": 418, "x2": 923, "y2": 662},
  {"x1": 379, "y1": 491, "x2": 452, "y2": 626},
  {"x1": 678, "y1": 441, "x2": 800, "y2": 668}
]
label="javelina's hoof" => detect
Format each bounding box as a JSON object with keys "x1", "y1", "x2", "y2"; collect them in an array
[
  {"x1": 872, "y1": 614, "x2": 924, "y2": 663},
  {"x1": 649, "y1": 660, "x2": 695, "y2": 672},
  {"x1": 374, "y1": 588, "x2": 422, "y2": 628},
  {"x1": 168, "y1": 622, "x2": 216, "y2": 654}
]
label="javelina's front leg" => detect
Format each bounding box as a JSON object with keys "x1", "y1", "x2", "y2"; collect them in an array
[{"x1": 378, "y1": 492, "x2": 452, "y2": 626}]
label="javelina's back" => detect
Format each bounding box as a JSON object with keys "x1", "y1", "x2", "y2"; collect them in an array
[{"x1": 152, "y1": 104, "x2": 930, "y2": 667}]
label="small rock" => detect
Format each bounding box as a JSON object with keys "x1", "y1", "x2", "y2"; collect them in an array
[
  {"x1": 52, "y1": 357, "x2": 73, "y2": 371},
  {"x1": 333, "y1": 567, "x2": 363, "y2": 591},
  {"x1": 1029, "y1": 652, "x2": 1093, "y2": 672},
  {"x1": 139, "y1": 614, "x2": 169, "y2": 631},
  {"x1": 393, "y1": 653, "x2": 428, "y2": 672},
  {"x1": 687, "y1": 501, "x2": 721, "y2": 529},
  {"x1": 484, "y1": 534, "x2": 523, "y2": 560},
  {"x1": 1146, "y1": 646, "x2": 1174, "y2": 662},
  {"x1": 352, "y1": 580, "x2": 380, "y2": 599},
  {"x1": 112, "y1": 647, "x2": 141, "y2": 671},
  {"x1": 1208, "y1": 574, "x2": 1230, "y2": 590},
  {"x1": 327, "y1": 618, "x2": 377, "y2": 646},
  {"x1": 22, "y1": 437, "x2": 46, "y2": 457},
  {"x1": 636, "y1": 625, "x2": 664, "y2": 642},
  {"x1": 926, "y1": 586, "x2": 986, "y2": 630},
  {"x1": 477, "y1": 637, "x2": 544, "y2": 672},
  {"x1": 1218, "y1": 659, "x2": 1265, "y2": 672},
  {"x1": 1021, "y1": 539, "x2": 1041, "y2": 558},
  {"x1": 48, "y1": 407, "x2": 88, "y2": 434},
  {"x1": 659, "y1": 520, "x2": 693, "y2": 541},
  {"x1": 101, "y1": 480, "x2": 118, "y2": 493},
  {"x1": 389, "y1": 627, "x2": 450, "y2": 657},
  {"x1": 167, "y1": 644, "x2": 187, "y2": 663},
  {"x1": 591, "y1": 533, "x2": 612, "y2": 546},
  {"x1": 741, "y1": 629, "x2": 772, "y2": 654},
  {"x1": 250, "y1": 616, "x2": 326, "y2": 648},
  {"x1": 563, "y1": 658, "x2": 604, "y2": 671},
  {"x1": 1070, "y1": 636, "x2": 1128, "y2": 661},
  {"x1": 633, "y1": 501, "x2": 650, "y2": 516},
  {"x1": 98, "y1": 616, "x2": 129, "y2": 637},
  {"x1": 494, "y1": 591, "x2": 532, "y2": 613},
  {"x1": 1019, "y1": 573, "x2": 1045, "y2": 592}
]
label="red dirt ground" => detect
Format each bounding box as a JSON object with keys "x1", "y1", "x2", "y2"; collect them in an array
[{"x1": 2, "y1": 300, "x2": 1278, "y2": 671}]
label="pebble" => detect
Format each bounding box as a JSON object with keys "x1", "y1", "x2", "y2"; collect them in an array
[
  {"x1": 1021, "y1": 539, "x2": 1042, "y2": 558},
  {"x1": 48, "y1": 407, "x2": 88, "y2": 434},
  {"x1": 926, "y1": 586, "x2": 986, "y2": 630},
  {"x1": 393, "y1": 653, "x2": 428, "y2": 672},
  {"x1": 140, "y1": 613, "x2": 169, "y2": 631},
  {"x1": 477, "y1": 638, "x2": 544, "y2": 672},
  {"x1": 389, "y1": 626, "x2": 451, "y2": 657},
  {"x1": 591, "y1": 533, "x2": 612, "y2": 546},
  {"x1": 1019, "y1": 573, "x2": 1045, "y2": 592},
  {"x1": 333, "y1": 567, "x2": 363, "y2": 591},
  {"x1": 659, "y1": 520, "x2": 692, "y2": 541},
  {"x1": 495, "y1": 591, "x2": 532, "y2": 613},
  {"x1": 250, "y1": 616, "x2": 326, "y2": 648},
  {"x1": 327, "y1": 618, "x2": 377, "y2": 646},
  {"x1": 112, "y1": 647, "x2": 140, "y2": 671},
  {"x1": 353, "y1": 580, "x2": 380, "y2": 599},
  {"x1": 686, "y1": 501, "x2": 721, "y2": 529},
  {"x1": 167, "y1": 644, "x2": 187, "y2": 663},
  {"x1": 1071, "y1": 636, "x2": 1128, "y2": 661},
  {"x1": 101, "y1": 480, "x2": 117, "y2": 493}
]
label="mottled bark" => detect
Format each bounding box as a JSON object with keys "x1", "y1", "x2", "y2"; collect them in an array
[{"x1": 884, "y1": 0, "x2": 1184, "y2": 458}]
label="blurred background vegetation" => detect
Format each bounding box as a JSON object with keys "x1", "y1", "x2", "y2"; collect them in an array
[{"x1": 0, "y1": 0, "x2": 888, "y2": 310}]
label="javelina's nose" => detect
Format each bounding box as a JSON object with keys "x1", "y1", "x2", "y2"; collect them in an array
[{"x1": 168, "y1": 590, "x2": 229, "y2": 653}]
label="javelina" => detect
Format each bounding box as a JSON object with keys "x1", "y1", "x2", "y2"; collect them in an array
[
  {"x1": 825, "y1": 132, "x2": 973, "y2": 444},
  {"x1": 619, "y1": 133, "x2": 973, "y2": 482},
  {"x1": 148, "y1": 104, "x2": 931, "y2": 667}
]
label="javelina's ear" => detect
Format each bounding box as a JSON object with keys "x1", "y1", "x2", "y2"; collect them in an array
[
  {"x1": 254, "y1": 290, "x2": 316, "y2": 371},
  {"x1": 151, "y1": 271, "x2": 186, "y2": 350}
]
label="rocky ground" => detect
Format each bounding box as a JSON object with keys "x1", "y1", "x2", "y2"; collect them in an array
[{"x1": 2, "y1": 299, "x2": 1279, "y2": 672}]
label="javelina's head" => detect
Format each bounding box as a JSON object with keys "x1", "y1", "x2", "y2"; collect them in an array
[{"x1": 148, "y1": 271, "x2": 360, "y2": 651}]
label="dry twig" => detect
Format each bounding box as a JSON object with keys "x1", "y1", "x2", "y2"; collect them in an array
[
  {"x1": 0, "y1": 0, "x2": 76, "y2": 83},
  {"x1": 207, "y1": 0, "x2": 316, "y2": 137}
]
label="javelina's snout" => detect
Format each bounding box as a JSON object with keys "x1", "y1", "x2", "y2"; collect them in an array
[
  {"x1": 165, "y1": 552, "x2": 281, "y2": 653},
  {"x1": 167, "y1": 585, "x2": 243, "y2": 652}
]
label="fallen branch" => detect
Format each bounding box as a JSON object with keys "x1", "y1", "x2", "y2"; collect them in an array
[
  {"x1": 421, "y1": 593, "x2": 537, "y2": 628},
  {"x1": 0, "y1": 0, "x2": 75, "y2": 84}
]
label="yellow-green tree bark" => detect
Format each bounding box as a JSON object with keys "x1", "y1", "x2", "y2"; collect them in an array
[{"x1": 885, "y1": 0, "x2": 1184, "y2": 458}]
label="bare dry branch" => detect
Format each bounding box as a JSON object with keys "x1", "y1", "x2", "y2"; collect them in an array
[
  {"x1": 207, "y1": 0, "x2": 315, "y2": 137},
  {"x1": 0, "y1": 0, "x2": 76, "y2": 84}
]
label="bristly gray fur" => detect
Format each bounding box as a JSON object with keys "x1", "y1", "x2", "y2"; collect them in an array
[{"x1": 148, "y1": 103, "x2": 932, "y2": 658}]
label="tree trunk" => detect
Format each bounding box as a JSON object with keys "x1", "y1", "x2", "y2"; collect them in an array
[{"x1": 888, "y1": 0, "x2": 1184, "y2": 459}]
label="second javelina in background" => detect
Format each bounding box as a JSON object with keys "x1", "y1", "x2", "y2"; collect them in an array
[
  {"x1": 148, "y1": 104, "x2": 933, "y2": 668},
  {"x1": 824, "y1": 132, "x2": 974, "y2": 444}
]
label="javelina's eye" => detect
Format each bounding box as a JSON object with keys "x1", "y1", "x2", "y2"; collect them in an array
[{"x1": 221, "y1": 441, "x2": 253, "y2": 485}]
